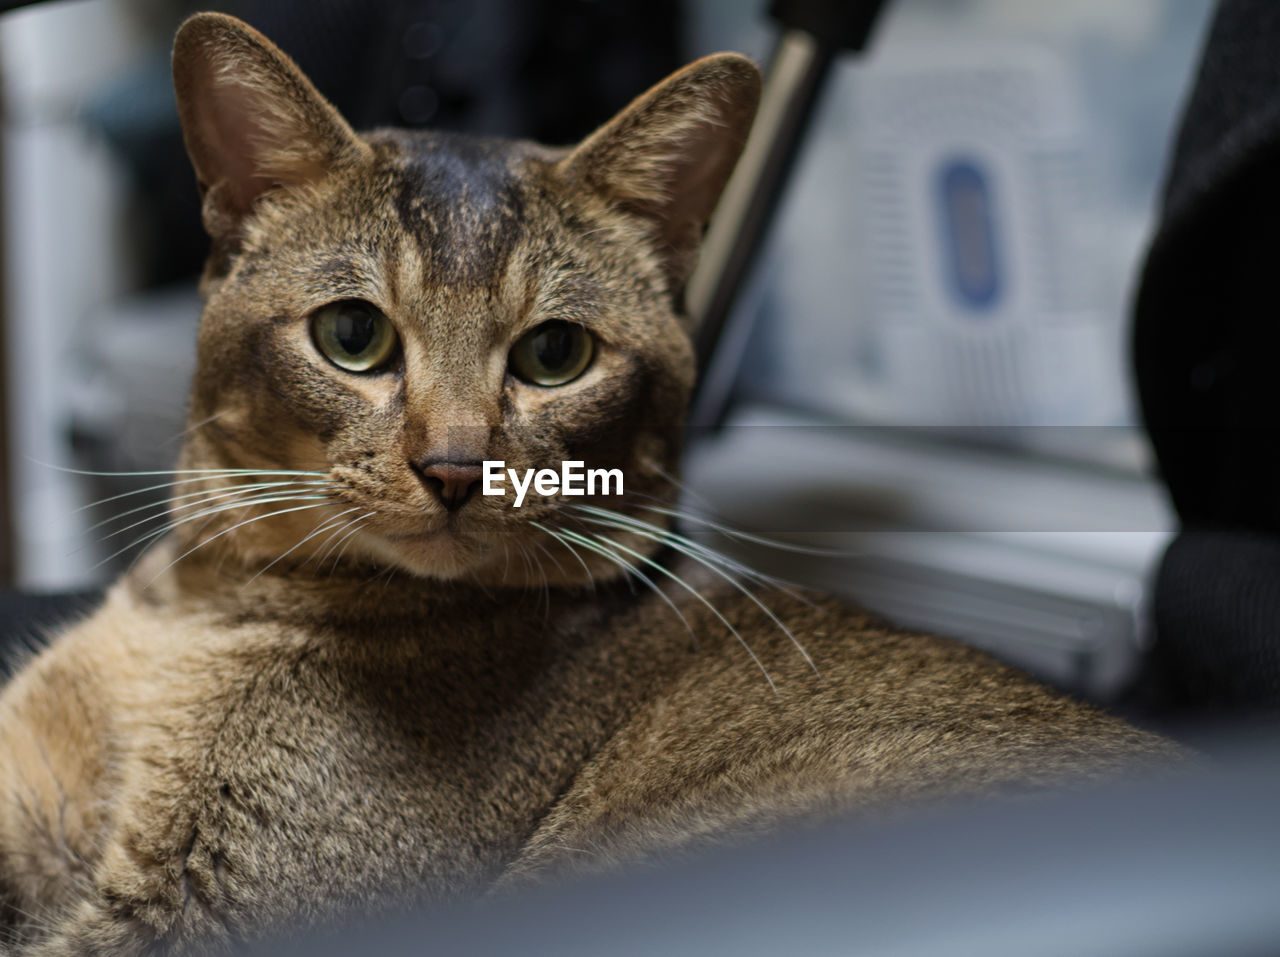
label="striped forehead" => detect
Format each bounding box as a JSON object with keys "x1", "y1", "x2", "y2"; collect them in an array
[
  {"x1": 291, "y1": 132, "x2": 591, "y2": 342},
  {"x1": 379, "y1": 130, "x2": 528, "y2": 289}
]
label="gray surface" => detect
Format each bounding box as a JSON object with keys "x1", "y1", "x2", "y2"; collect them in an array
[{"x1": 257, "y1": 727, "x2": 1280, "y2": 956}]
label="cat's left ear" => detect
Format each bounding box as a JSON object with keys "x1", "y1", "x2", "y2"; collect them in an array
[
  {"x1": 558, "y1": 54, "x2": 761, "y2": 299},
  {"x1": 172, "y1": 12, "x2": 370, "y2": 244}
]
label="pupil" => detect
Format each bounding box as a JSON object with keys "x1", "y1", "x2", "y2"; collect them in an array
[
  {"x1": 535, "y1": 324, "x2": 573, "y2": 370},
  {"x1": 335, "y1": 312, "x2": 375, "y2": 354}
]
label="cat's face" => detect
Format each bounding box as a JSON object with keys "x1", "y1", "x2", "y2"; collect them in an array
[{"x1": 170, "y1": 14, "x2": 759, "y2": 586}]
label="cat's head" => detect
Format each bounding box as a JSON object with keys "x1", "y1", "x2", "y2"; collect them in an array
[{"x1": 170, "y1": 13, "x2": 758, "y2": 586}]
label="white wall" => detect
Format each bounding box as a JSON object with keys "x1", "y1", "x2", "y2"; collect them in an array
[{"x1": 2, "y1": 0, "x2": 146, "y2": 588}]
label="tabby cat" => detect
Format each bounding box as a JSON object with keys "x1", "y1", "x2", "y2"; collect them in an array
[{"x1": 0, "y1": 13, "x2": 1178, "y2": 955}]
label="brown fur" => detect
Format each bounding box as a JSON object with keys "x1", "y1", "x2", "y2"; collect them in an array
[{"x1": 0, "y1": 14, "x2": 1180, "y2": 954}]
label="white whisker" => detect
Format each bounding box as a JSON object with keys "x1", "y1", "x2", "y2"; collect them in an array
[
  {"x1": 530, "y1": 521, "x2": 596, "y2": 591},
  {"x1": 638, "y1": 503, "x2": 851, "y2": 559},
  {"x1": 585, "y1": 529, "x2": 779, "y2": 693},
  {"x1": 244, "y1": 507, "x2": 365, "y2": 586},
  {"x1": 88, "y1": 480, "x2": 332, "y2": 533},
  {"x1": 324, "y1": 515, "x2": 374, "y2": 575},
  {"x1": 96, "y1": 491, "x2": 337, "y2": 571},
  {"x1": 96, "y1": 489, "x2": 336, "y2": 553},
  {"x1": 146, "y1": 501, "x2": 339, "y2": 586},
  {"x1": 574, "y1": 503, "x2": 801, "y2": 597},
  {"x1": 76, "y1": 471, "x2": 329, "y2": 513},
  {"x1": 550, "y1": 526, "x2": 699, "y2": 650},
  {"x1": 530, "y1": 537, "x2": 574, "y2": 592},
  {"x1": 159, "y1": 410, "x2": 225, "y2": 446},
  {"x1": 573, "y1": 506, "x2": 818, "y2": 676},
  {"x1": 34, "y1": 461, "x2": 326, "y2": 479},
  {"x1": 312, "y1": 511, "x2": 374, "y2": 569}
]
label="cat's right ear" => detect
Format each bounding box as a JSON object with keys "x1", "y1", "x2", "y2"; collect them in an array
[
  {"x1": 172, "y1": 12, "x2": 369, "y2": 246},
  {"x1": 558, "y1": 54, "x2": 761, "y2": 301}
]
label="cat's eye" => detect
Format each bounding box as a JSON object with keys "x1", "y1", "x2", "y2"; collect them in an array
[
  {"x1": 509, "y1": 321, "x2": 594, "y2": 387},
  {"x1": 310, "y1": 300, "x2": 399, "y2": 373}
]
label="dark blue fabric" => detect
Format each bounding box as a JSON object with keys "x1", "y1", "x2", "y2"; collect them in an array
[
  {"x1": 1135, "y1": 0, "x2": 1280, "y2": 529},
  {"x1": 0, "y1": 591, "x2": 102, "y2": 674},
  {"x1": 1134, "y1": 0, "x2": 1280, "y2": 713}
]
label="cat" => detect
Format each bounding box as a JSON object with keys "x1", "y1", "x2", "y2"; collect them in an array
[{"x1": 0, "y1": 12, "x2": 1181, "y2": 955}]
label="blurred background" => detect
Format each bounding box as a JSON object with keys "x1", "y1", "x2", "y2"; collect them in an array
[{"x1": 0, "y1": 0, "x2": 1215, "y2": 704}]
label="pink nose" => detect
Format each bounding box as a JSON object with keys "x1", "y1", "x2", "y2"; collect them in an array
[{"x1": 412, "y1": 459, "x2": 483, "y2": 512}]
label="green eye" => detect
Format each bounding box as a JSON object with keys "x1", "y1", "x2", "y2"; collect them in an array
[
  {"x1": 310, "y1": 301, "x2": 398, "y2": 372},
  {"x1": 509, "y1": 321, "x2": 594, "y2": 386}
]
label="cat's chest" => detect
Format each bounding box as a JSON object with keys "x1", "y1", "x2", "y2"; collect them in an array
[{"x1": 148, "y1": 607, "x2": 654, "y2": 908}]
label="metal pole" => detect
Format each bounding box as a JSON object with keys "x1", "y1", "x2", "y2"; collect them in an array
[{"x1": 687, "y1": 0, "x2": 889, "y2": 429}]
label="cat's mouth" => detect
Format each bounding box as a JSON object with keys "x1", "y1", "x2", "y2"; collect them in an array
[{"x1": 366, "y1": 523, "x2": 493, "y2": 580}]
